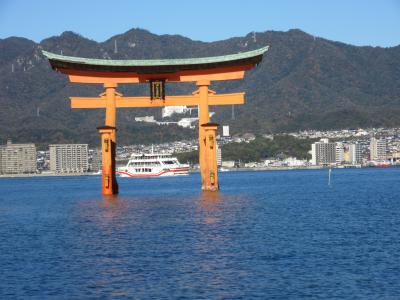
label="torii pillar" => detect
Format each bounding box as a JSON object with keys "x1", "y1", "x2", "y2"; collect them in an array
[
  {"x1": 202, "y1": 123, "x2": 219, "y2": 191},
  {"x1": 197, "y1": 80, "x2": 210, "y2": 189},
  {"x1": 97, "y1": 126, "x2": 118, "y2": 195}
]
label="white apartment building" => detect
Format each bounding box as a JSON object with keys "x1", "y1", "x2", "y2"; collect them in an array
[
  {"x1": 0, "y1": 139, "x2": 36, "y2": 174},
  {"x1": 348, "y1": 143, "x2": 362, "y2": 164},
  {"x1": 370, "y1": 138, "x2": 387, "y2": 160},
  {"x1": 217, "y1": 144, "x2": 222, "y2": 166},
  {"x1": 49, "y1": 144, "x2": 89, "y2": 173},
  {"x1": 311, "y1": 139, "x2": 336, "y2": 166}
]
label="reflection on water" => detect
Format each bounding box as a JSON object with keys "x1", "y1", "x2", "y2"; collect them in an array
[
  {"x1": 197, "y1": 191, "x2": 222, "y2": 225},
  {"x1": 1, "y1": 170, "x2": 400, "y2": 298},
  {"x1": 99, "y1": 195, "x2": 125, "y2": 220}
]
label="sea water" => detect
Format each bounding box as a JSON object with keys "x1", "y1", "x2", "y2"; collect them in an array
[{"x1": 0, "y1": 168, "x2": 399, "y2": 299}]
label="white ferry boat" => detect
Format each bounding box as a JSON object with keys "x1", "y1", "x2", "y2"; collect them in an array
[{"x1": 117, "y1": 153, "x2": 189, "y2": 177}]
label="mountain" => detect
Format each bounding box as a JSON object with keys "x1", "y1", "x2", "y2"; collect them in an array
[{"x1": 0, "y1": 28, "x2": 399, "y2": 147}]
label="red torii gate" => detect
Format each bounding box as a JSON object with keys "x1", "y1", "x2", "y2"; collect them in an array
[{"x1": 43, "y1": 46, "x2": 268, "y2": 195}]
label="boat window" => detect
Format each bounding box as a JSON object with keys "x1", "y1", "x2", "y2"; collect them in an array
[{"x1": 164, "y1": 161, "x2": 175, "y2": 164}]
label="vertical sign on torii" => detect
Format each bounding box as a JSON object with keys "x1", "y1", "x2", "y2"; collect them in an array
[{"x1": 43, "y1": 46, "x2": 268, "y2": 195}]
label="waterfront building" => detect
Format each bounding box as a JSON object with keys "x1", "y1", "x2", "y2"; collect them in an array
[
  {"x1": 217, "y1": 144, "x2": 222, "y2": 166},
  {"x1": 89, "y1": 149, "x2": 102, "y2": 172},
  {"x1": 370, "y1": 138, "x2": 387, "y2": 160},
  {"x1": 222, "y1": 160, "x2": 235, "y2": 168},
  {"x1": 349, "y1": 143, "x2": 362, "y2": 164},
  {"x1": 343, "y1": 147, "x2": 351, "y2": 163},
  {"x1": 0, "y1": 139, "x2": 36, "y2": 174},
  {"x1": 284, "y1": 157, "x2": 307, "y2": 167},
  {"x1": 336, "y1": 142, "x2": 344, "y2": 164},
  {"x1": 49, "y1": 144, "x2": 89, "y2": 173},
  {"x1": 311, "y1": 139, "x2": 336, "y2": 166}
]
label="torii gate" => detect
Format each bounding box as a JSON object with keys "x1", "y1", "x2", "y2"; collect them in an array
[{"x1": 43, "y1": 46, "x2": 268, "y2": 195}]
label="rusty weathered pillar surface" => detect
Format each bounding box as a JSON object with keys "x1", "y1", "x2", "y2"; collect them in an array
[
  {"x1": 201, "y1": 123, "x2": 219, "y2": 191},
  {"x1": 98, "y1": 126, "x2": 118, "y2": 195},
  {"x1": 197, "y1": 80, "x2": 210, "y2": 187}
]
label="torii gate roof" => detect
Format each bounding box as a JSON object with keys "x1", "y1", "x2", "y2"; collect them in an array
[{"x1": 42, "y1": 46, "x2": 268, "y2": 74}]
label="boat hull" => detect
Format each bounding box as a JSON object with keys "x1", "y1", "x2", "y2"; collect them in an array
[{"x1": 117, "y1": 167, "x2": 189, "y2": 178}]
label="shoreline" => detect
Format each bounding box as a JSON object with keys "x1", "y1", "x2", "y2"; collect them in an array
[{"x1": 0, "y1": 165, "x2": 391, "y2": 178}]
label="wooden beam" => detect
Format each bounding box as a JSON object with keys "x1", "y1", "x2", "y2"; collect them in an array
[
  {"x1": 62, "y1": 69, "x2": 140, "y2": 84},
  {"x1": 70, "y1": 93, "x2": 244, "y2": 109},
  {"x1": 208, "y1": 93, "x2": 244, "y2": 105},
  {"x1": 62, "y1": 65, "x2": 252, "y2": 84},
  {"x1": 68, "y1": 75, "x2": 140, "y2": 84}
]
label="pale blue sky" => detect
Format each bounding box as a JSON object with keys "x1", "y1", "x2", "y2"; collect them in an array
[{"x1": 0, "y1": 0, "x2": 399, "y2": 47}]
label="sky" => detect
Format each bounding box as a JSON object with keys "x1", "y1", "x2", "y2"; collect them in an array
[{"x1": 0, "y1": 0, "x2": 399, "y2": 47}]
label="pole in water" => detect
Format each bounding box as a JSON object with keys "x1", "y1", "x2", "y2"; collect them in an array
[{"x1": 328, "y1": 168, "x2": 332, "y2": 186}]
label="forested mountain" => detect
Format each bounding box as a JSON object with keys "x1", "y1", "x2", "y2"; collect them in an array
[{"x1": 0, "y1": 28, "x2": 399, "y2": 147}]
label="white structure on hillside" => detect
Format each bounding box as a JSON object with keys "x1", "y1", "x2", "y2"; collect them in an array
[
  {"x1": 177, "y1": 118, "x2": 198, "y2": 129},
  {"x1": 49, "y1": 144, "x2": 89, "y2": 173},
  {"x1": 135, "y1": 116, "x2": 156, "y2": 123},
  {"x1": 223, "y1": 125, "x2": 230, "y2": 137},
  {"x1": 370, "y1": 137, "x2": 387, "y2": 160},
  {"x1": 0, "y1": 139, "x2": 36, "y2": 174},
  {"x1": 162, "y1": 106, "x2": 189, "y2": 118}
]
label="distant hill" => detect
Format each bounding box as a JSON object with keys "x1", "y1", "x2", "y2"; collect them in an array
[{"x1": 0, "y1": 28, "x2": 399, "y2": 147}]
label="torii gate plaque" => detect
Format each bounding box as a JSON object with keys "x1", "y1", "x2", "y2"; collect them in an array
[{"x1": 43, "y1": 46, "x2": 268, "y2": 195}]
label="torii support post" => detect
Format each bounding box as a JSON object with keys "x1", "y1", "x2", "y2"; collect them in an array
[
  {"x1": 197, "y1": 80, "x2": 210, "y2": 187},
  {"x1": 201, "y1": 123, "x2": 219, "y2": 191},
  {"x1": 98, "y1": 126, "x2": 118, "y2": 195}
]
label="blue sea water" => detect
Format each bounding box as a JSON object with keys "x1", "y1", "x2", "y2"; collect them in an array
[{"x1": 0, "y1": 168, "x2": 399, "y2": 299}]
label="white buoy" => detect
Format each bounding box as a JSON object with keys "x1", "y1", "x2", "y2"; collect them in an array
[{"x1": 328, "y1": 168, "x2": 332, "y2": 186}]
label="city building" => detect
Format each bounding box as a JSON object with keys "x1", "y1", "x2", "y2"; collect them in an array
[
  {"x1": 89, "y1": 149, "x2": 102, "y2": 172},
  {"x1": 311, "y1": 139, "x2": 336, "y2": 166},
  {"x1": 49, "y1": 144, "x2": 89, "y2": 173},
  {"x1": 0, "y1": 139, "x2": 36, "y2": 174},
  {"x1": 348, "y1": 143, "x2": 362, "y2": 164},
  {"x1": 283, "y1": 157, "x2": 307, "y2": 167},
  {"x1": 370, "y1": 137, "x2": 387, "y2": 160},
  {"x1": 221, "y1": 160, "x2": 235, "y2": 168},
  {"x1": 336, "y1": 142, "x2": 344, "y2": 164},
  {"x1": 217, "y1": 144, "x2": 222, "y2": 166}
]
